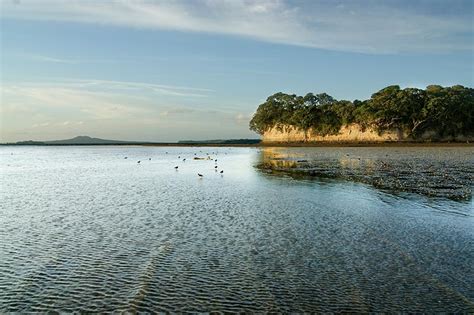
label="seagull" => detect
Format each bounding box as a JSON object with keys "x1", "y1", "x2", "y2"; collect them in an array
[
  {"x1": 174, "y1": 166, "x2": 178, "y2": 169},
  {"x1": 198, "y1": 173, "x2": 203, "y2": 177}
]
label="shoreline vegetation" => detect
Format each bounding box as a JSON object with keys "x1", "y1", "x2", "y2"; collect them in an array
[{"x1": 250, "y1": 85, "x2": 474, "y2": 143}]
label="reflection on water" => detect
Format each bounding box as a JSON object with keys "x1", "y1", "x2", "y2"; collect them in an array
[
  {"x1": 259, "y1": 146, "x2": 474, "y2": 201},
  {"x1": 0, "y1": 146, "x2": 473, "y2": 312}
]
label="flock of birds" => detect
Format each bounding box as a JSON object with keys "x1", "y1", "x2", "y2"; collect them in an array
[{"x1": 124, "y1": 150, "x2": 226, "y2": 178}]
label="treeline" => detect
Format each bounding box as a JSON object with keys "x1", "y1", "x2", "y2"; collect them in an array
[
  {"x1": 249, "y1": 85, "x2": 474, "y2": 139},
  {"x1": 178, "y1": 139, "x2": 261, "y2": 144}
]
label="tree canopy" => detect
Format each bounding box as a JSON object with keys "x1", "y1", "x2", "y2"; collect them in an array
[{"x1": 249, "y1": 85, "x2": 474, "y2": 139}]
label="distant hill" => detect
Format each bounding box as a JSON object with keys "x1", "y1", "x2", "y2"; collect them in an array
[
  {"x1": 43, "y1": 136, "x2": 132, "y2": 145},
  {"x1": 9, "y1": 136, "x2": 135, "y2": 145},
  {"x1": 178, "y1": 139, "x2": 261, "y2": 144},
  {"x1": 4, "y1": 136, "x2": 261, "y2": 146}
]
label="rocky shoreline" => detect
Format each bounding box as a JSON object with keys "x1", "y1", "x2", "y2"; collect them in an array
[{"x1": 257, "y1": 148, "x2": 473, "y2": 201}]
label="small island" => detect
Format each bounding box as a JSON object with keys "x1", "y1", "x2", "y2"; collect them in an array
[{"x1": 250, "y1": 85, "x2": 474, "y2": 143}]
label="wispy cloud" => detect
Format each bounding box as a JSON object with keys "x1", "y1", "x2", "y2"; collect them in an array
[
  {"x1": 1, "y1": 81, "x2": 162, "y2": 141},
  {"x1": 0, "y1": 80, "x2": 253, "y2": 142},
  {"x1": 82, "y1": 79, "x2": 214, "y2": 95},
  {"x1": 1, "y1": 0, "x2": 472, "y2": 53},
  {"x1": 23, "y1": 54, "x2": 79, "y2": 64},
  {"x1": 18, "y1": 53, "x2": 125, "y2": 64},
  {"x1": 235, "y1": 113, "x2": 252, "y2": 125},
  {"x1": 1, "y1": 84, "x2": 153, "y2": 120},
  {"x1": 32, "y1": 121, "x2": 83, "y2": 128},
  {"x1": 10, "y1": 78, "x2": 213, "y2": 98}
]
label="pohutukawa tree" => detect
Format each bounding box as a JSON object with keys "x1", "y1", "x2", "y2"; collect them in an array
[{"x1": 249, "y1": 85, "x2": 474, "y2": 138}]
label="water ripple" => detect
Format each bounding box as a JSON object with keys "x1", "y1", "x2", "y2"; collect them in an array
[{"x1": 0, "y1": 146, "x2": 473, "y2": 312}]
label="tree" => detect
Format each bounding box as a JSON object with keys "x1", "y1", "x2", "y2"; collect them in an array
[{"x1": 249, "y1": 85, "x2": 474, "y2": 139}]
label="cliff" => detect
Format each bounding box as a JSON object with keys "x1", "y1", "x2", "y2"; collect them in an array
[{"x1": 262, "y1": 124, "x2": 405, "y2": 143}]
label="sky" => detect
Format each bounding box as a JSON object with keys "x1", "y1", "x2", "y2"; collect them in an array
[{"x1": 0, "y1": 0, "x2": 473, "y2": 142}]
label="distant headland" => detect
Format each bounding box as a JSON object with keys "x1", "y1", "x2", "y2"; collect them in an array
[
  {"x1": 9, "y1": 136, "x2": 134, "y2": 145},
  {"x1": 3, "y1": 136, "x2": 261, "y2": 146},
  {"x1": 250, "y1": 85, "x2": 474, "y2": 143}
]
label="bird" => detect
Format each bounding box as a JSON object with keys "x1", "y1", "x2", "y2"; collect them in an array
[
  {"x1": 137, "y1": 160, "x2": 141, "y2": 164},
  {"x1": 215, "y1": 159, "x2": 217, "y2": 162},
  {"x1": 124, "y1": 157, "x2": 128, "y2": 159},
  {"x1": 178, "y1": 156, "x2": 180, "y2": 159},
  {"x1": 183, "y1": 158, "x2": 186, "y2": 162},
  {"x1": 214, "y1": 166, "x2": 218, "y2": 169},
  {"x1": 174, "y1": 166, "x2": 178, "y2": 169},
  {"x1": 149, "y1": 158, "x2": 151, "y2": 160},
  {"x1": 198, "y1": 173, "x2": 203, "y2": 177},
  {"x1": 220, "y1": 170, "x2": 224, "y2": 174}
]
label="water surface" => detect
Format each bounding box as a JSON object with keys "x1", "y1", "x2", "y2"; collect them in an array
[{"x1": 0, "y1": 146, "x2": 473, "y2": 312}]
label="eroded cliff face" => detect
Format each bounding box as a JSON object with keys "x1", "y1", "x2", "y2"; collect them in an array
[{"x1": 262, "y1": 124, "x2": 404, "y2": 143}]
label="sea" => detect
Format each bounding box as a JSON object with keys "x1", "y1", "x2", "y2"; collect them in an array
[{"x1": 1, "y1": 145, "x2": 473, "y2": 312}]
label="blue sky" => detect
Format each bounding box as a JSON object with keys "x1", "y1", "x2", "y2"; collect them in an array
[{"x1": 1, "y1": 0, "x2": 473, "y2": 142}]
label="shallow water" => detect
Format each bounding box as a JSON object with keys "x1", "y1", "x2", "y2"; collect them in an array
[
  {"x1": 0, "y1": 146, "x2": 473, "y2": 312},
  {"x1": 259, "y1": 146, "x2": 474, "y2": 200}
]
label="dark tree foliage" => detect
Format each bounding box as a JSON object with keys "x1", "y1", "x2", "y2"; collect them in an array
[{"x1": 249, "y1": 85, "x2": 474, "y2": 138}]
